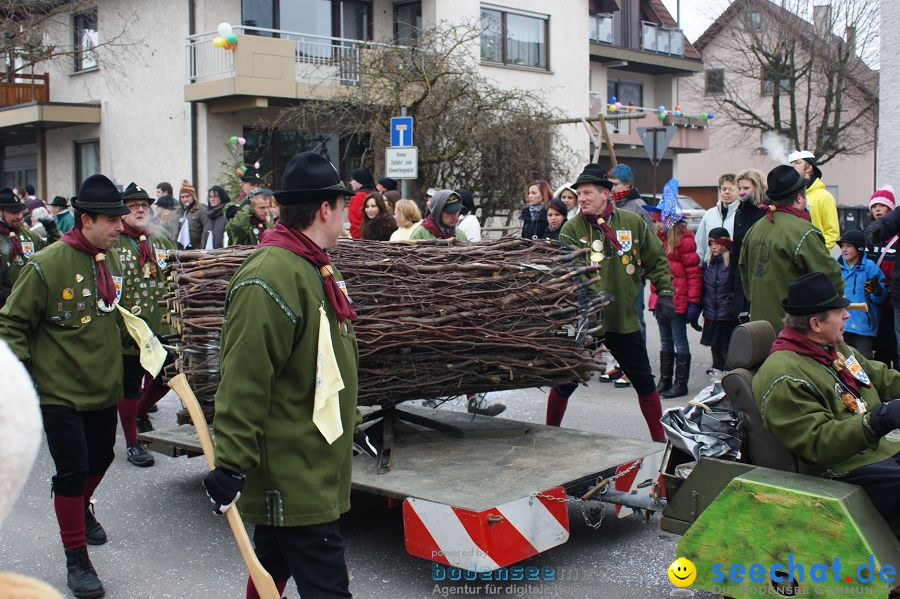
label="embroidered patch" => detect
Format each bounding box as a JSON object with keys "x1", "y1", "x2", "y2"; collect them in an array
[
  {"x1": 616, "y1": 230, "x2": 633, "y2": 252},
  {"x1": 844, "y1": 354, "x2": 871, "y2": 386},
  {"x1": 155, "y1": 248, "x2": 167, "y2": 269}
]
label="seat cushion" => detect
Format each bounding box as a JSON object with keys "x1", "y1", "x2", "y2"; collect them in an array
[{"x1": 727, "y1": 321, "x2": 776, "y2": 370}]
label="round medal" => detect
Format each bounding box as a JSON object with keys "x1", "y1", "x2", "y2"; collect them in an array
[
  {"x1": 591, "y1": 240, "x2": 603, "y2": 252},
  {"x1": 626, "y1": 264, "x2": 636, "y2": 275},
  {"x1": 621, "y1": 255, "x2": 630, "y2": 265},
  {"x1": 131, "y1": 305, "x2": 142, "y2": 316},
  {"x1": 590, "y1": 251, "x2": 604, "y2": 263}
]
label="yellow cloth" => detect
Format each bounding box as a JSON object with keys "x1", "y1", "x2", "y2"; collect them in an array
[
  {"x1": 313, "y1": 305, "x2": 345, "y2": 444},
  {"x1": 806, "y1": 178, "x2": 840, "y2": 248},
  {"x1": 116, "y1": 305, "x2": 166, "y2": 377}
]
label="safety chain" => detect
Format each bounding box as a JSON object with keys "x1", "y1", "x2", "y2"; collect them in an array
[{"x1": 529, "y1": 459, "x2": 643, "y2": 530}]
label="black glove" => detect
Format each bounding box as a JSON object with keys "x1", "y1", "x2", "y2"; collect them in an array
[
  {"x1": 225, "y1": 203, "x2": 239, "y2": 220},
  {"x1": 655, "y1": 295, "x2": 675, "y2": 322},
  {"x1": 352, "y1": 428, "x2": 379, "y2": 457},
  {"x1": 203, "y1": 467, "x2": 245, "y2": 515},
  {"x1": 867, "y1": 400, "x2": 900, "y2": 438},
  {"x1": 686, "y1": 302, "x2": 702, "y2": 326},
  {"x1": 864, "y1": 277, "x2": 882, "y2": 295}
]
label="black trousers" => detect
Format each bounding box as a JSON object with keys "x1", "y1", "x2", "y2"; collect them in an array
[
  {"x1": 42, "y1": 405, "x2": 117, "y2": 497},
  {"x1": 555, "y1": 330, "x2": 656, "y2": 397},
  {"x1": 253, "y1": 520, "x2": 352, "y2": 598},
  {"x1": 839, "y1": 452, "x2": 900, "y2": 534},
  {"x1": 122, "y1": 353, "x2": 145, "y2": 397}
]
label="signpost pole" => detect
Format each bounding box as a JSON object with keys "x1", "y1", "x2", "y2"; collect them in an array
[
  {"x1": 400, "y1": 106, "x2": 408, "y2": 199},
  {"x1": 651, "y1": 131, "x2": 659, "y2": 200}
]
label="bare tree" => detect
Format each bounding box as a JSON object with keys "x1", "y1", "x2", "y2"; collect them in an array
[
  {"x1": 697, "y1": 0, "x2": 878, "y2": 164},
  {"x1": 272, "y1": 22, "x2": 567, "y2": 219},
  {"x1": 0, "y1": 0, "x2": 138, "y2": 81}
]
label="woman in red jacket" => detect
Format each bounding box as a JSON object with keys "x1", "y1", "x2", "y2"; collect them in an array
[{"x1": 648, "y1": 206, "x2": 702, "y2": 398}]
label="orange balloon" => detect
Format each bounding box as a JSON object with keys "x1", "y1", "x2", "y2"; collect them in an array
[{"x1": 223, "y1": 41, "x2": 233, "y2": 50}]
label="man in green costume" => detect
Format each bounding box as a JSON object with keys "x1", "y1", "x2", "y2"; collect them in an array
[
  {"x1": 739, "y1": 165, "x2": 842, "y2": 333},
  {"x1": 0, "y1": 174, "x2": 129, "y2": 598},
  {"x1": 0, "y1": 186, "x2": 60, "y2": 308},
  {"x1": 225, "y1": 188, "x2": 275, "y2": 246},
  {"x1": 203, "y1": 152, "x2": 362, "y2": 598},
  {"x1": 113, "y1": 182, "x2": 176, "y2": 467},
  {"x1": 754, "y1": 272, "x2": 900, "y2": 534}
]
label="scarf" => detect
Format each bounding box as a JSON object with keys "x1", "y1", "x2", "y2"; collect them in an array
[
  {"x1": 0, "y1": 221, "x2": 24, "y2": 261},
  {"x1": 770, "y1": 327, "x2": 869, "y2": 395},
  {"x1": 579, "y1": 201, "x2": 622, "y2": 251},
  {"x1": 420, "y1": 214, "x2": 455, "y2": 240},
  {"x1": 766, "y1": 205, "x2": 811, "y2": 223},
  {"x1": 612, "y1": 188, "x2": 630, "y2": 203},
  {"x1": 260, "y1": 223, "x2": 357, "y2": 322},
  {"x1": 121, "y1": 222, "x2": 155, "y2": 270},
  {"x1": 61, "y1": 229, "x2": 117, "y2": 307}
]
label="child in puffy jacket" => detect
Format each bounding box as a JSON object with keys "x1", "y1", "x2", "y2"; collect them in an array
[
  {"x1": 648, "y1": 209, "x2": 702, "y2": 399},
  {"x1": 700, "y1": 227, "x2": 738, "y2": 376},
  {"x1": 837, "y1": 229, "x2": 888, "y2": 359}
]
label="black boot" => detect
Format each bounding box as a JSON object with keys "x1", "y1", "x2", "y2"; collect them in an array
[
  {"x1": 65, "y1": 547, "x2": 105, "y2": 599},
  {"x1": 662, "y1": 353, "x2": 690, "y2": 399},
  {"x1": 467, "y1": 396, "x2": 506, "y2": 417},
  {"x1": 657, "y1": 351, "x2": 675, "y2": 394},
  {"x1": 84, "y1": 505, "x2": 107, "y2": 546}
]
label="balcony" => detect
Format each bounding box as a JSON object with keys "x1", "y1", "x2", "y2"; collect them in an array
[
  {"x1": 589, "y1": 14, "x2": 614, "y2": 45},
  {"x1": 184, "y1": 26, "x2": 394, "y2": 109},
  {"x1": 588, "y1": 94, "x2": 709, "y2": 153},
  {"x1": 641, "y1": 22, "x2": 683, "y2": 57},
  {"x1": 0, "y1": 72, "x2": 100, "y2": 134},
  {"x1": 589, "y1": 22, "x2": 701, "y2": 76}
]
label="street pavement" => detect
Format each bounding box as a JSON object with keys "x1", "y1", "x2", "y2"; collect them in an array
[{"x1": 0, "y1": 310, "x2": 721, "y2": 598}]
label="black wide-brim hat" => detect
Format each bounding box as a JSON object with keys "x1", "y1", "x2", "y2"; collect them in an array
[
  {"x1": 121, "y1": 182, "x2": 154, "y2": 205},
  {"x1": 573, "y1": 163, "x2": 613, "y2": 190},
  {"x1": 240, "y1": 168, "x2": 263, "y2": 184},
  {"x1": 274, "y1": 152, "x2": 354, "y2": 205},
  {"x1": 836, "y1": 229, "x2": 865, "y2": 251},
  {"x1": 766, "y1": 165, "x2": 806, "y2": 202},
  {"x1": 0, "y1": 187, "x2": 27, "y2": 213},
  {"x1": 49, "y1": 195, "x2": 69, "y2": 208},
  {"x1": 781, "y1": 272, "x2": 850, "y2": 316},
  {"x1": 72, "y1": 174, "x2": 130, "y2": 216}
]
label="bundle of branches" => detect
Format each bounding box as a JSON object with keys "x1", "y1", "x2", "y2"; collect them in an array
[{"x1": 164, "y1": 237, "x2": 610, "y2": 421}]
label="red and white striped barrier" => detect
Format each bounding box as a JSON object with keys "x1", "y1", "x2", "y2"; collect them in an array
[
  {"x1": 403, "y1": 486, "x2": 569, "y2": 571},
  {"x1": 613, "y1": 450, "x2": 666, "y2": 518}
]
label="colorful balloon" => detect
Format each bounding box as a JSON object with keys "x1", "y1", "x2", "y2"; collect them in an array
[
  {"x1": 229, "y1": 136, "x2": 239, "y2": 144},
  {"x1": 212, "y1": 36, "x2": 226, "y2": 48},
  {"x1": 238, "y1": 137, "x2": 246, "y2": 146},
  {"x1": 658, "y1": 105, "x2": 666, "y2": 113},
  {"x1": 217, "y1": 22, "x2": 233, "y2": 38},
  {"x1": 226, "y1": 33, "x2": 238, "y2": 44},
  {"x1": 254, "y1": 161, "x2": 260, "y2": 169},
  {"x1": 223, "y1": 42, "x2": 233, "y2": 51},
  {"x1": 609, "y1": 96, "x2": 617, "y2": 103},
  {"x1": 607, "y1": 104, "x2": 616, "y2": 113},
  {"x1": 235, "y1": 168, "x2": 243, "y2": 176},
  {"x1": 240, "y1": 165, "x2": 248, "y2": 173},
  {"x1": 614, "y1": 101, "x2": 622, "y2": 110},
  {"x1": 707, "y1": 113, "x2": 715, "y2": 120}
]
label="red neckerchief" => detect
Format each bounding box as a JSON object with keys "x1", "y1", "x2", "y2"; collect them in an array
[
  {"x1": 612, "y1": 188, "x2": 630, "y2": 203},
  {"x1": 770, "y1": 327, "x2": 868, "y2": 394},
  {"x1": 766, "y1": 205, "x2": 811, "y2": 223},
  {"x1": 419, "y1": 214, "x2": 454, "y2": 239},
  {"x1": 260, "y1": 223, "x2": 357, "y2": 322},
  {"x1": 579, "y1": 201, "x2": 622, "y2": 251},
  {"x1": 0, "y1": 221, "x2": 24, "y2": 261},
  {"x1": 61, "y1": 229, "x2": 117, "y2": 307},
  {"x1": 121, "y1": 222, "x2": 155, "y2": 269}
]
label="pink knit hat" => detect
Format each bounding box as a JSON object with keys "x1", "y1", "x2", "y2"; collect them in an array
[{"x1": 870, "y1": 186, "x2": 895, "y2": 211}]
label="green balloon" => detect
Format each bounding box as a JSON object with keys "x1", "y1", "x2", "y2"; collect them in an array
[
  {"x1": 229, "y1": 136, "x2": 239, "y2": 144},
  {"x1": 226, "y1": 33, "x2": 238, "y2": 44}
]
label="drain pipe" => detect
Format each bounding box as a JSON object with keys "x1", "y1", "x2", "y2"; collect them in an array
[{"x1": 189, "y1": 0, "x2": 198, "y2": 187}]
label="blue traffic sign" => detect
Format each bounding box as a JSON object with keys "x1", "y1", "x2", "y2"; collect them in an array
[{"x1": 390, "y1": 116, "x2": 414, "y2": 147}]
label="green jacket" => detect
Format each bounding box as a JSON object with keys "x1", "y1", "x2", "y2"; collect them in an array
[
  {"x1": 754, "y1": 342, "x2": 900, "y2": 477},
  {"x1": 213, "y1": 246, "x2": 360, "y2": 526},
  {"x1": 0, "y1": 225, "x2": 59, "y2": 308},
  {"x1": 739, "y1": 211, "x2": 843, "y2": 333},
  {"x1": 54, "y1": 211, "x2": 75, "y2": 234},
  {"x1": 409, "y1": 224, "x2": 467, "y2": 241},
  {"x1": 113, "y1": 230, "x2": 176, "y2": 355},
  {"x1": 0, "y1": 241, "x2": 124, "y2": 410},
  {"x1": 559, "y1": 209, "x2": 673, "y2": 334},
  {"x1": 225, "y1": 204, "x2": 271, "y2": 246}
]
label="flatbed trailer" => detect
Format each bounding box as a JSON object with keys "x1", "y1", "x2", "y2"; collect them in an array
[{"x1": 140, "y1": 405, "x2": 666, "y2": 571}]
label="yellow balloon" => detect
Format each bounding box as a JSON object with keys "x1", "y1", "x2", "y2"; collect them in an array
[{"x1": 212, "y1": 37, "x2": 226, "y2": 48}]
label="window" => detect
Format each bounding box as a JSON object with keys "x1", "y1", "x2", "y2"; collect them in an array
[
  {"x1": 607, "y1": 79, "x2": 643, "y2": 108},
  {"x1": 761, "y1": 66, "x2": 790, "y2": 95},
  {"x1": 74, "y1": 140, "x2": 100, "y2": 191},
  {"x1": 705, "y1": 68, "x2": 724, "y2": 94},
  {"x1": 242, "y1": 1, "x2": 371, "y2": 40},
  {"x1": 747, "y1": 11, "x2": 763, "y2": 31},
  {"x1": 480, "y1": 6, "x2": 548, "y2": 70},
  {"x1": 73, "y1": 11, "x2": 98, "y2": 72},
  {"x1": 395, "y1": 1, "x2": 422, "y2": 43}
]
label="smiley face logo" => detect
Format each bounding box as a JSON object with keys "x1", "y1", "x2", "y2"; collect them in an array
[{"x1": 668, "y1": 557, "x2": 696, "y2": 587}]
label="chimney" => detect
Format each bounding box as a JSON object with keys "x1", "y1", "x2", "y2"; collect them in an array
[
  {"x1": 813, "y1": 3, "x2": 833, "y2": 37},
  {"x1": 845, "y1": 25, "x2": 857, "y2": 55}
]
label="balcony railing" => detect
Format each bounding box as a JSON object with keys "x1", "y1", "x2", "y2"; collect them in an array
[
  {"x1": 186, "y1": 26, "x2": 395, "y2": 86},
  {"x1": 0, "y1": 73, "x2": 49, "y2": 107},
  {"x1": 587, "y1": 94, "x2": 709, "y2": 152},
  {"x1": 589, "y1": 14, "x2": 614, "y2": 44},
  {"x1": 641, "y1": 21, "x2": 684, "y2": 56}
]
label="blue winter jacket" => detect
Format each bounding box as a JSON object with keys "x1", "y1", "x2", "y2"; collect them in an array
[
  {"x1": 702, "y1": 254, "x2": 732, "y2": 321},
  {"x1": 838, "y1": 254, "x2": 888, "y2": 338}
]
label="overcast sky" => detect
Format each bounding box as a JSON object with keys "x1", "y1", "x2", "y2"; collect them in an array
[{"x1": 659, "y1": 0, "x2": 731, "y2": 42}]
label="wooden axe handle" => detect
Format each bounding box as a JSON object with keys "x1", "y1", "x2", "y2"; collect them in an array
[
  {"x1": 847, "y1": 303, "x2": 868, "y2": 313},
  {"x1": 168, "y1": 374, "x2": 282, "y2": 599}
]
